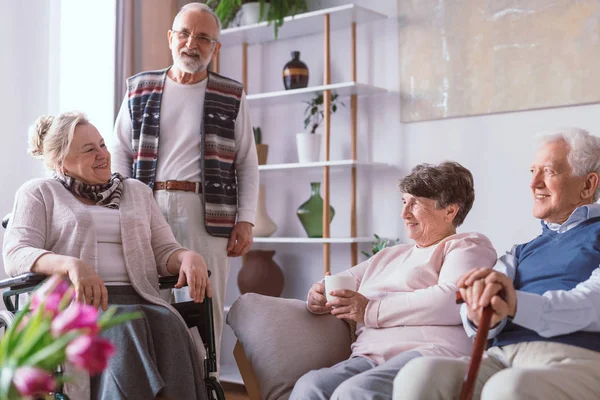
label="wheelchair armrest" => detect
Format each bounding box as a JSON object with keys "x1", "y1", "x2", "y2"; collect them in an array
[
  {"x1": 0, "y1": 272, "x2": 46, "y2": 290},
  {"x1": 158, "y1": 270, "x2": 212, "y2": 290}
]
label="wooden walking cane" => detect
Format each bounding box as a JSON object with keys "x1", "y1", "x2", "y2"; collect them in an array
[{"x1": 455, "y1": 292, "x2": 493, "y2": 400}]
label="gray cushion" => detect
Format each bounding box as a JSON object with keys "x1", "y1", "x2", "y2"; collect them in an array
[{"x1": 226, "y1": 293, "x2": 352, "y2": 400}]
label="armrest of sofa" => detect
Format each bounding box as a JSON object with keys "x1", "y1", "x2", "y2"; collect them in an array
[{"x1": 226, "y1": 293, "x2": 353, "y2": 400}]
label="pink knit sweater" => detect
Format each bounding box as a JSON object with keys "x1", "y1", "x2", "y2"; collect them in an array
[{"x1": 341, "y1": 232, "x2": 497, "y2": 364}]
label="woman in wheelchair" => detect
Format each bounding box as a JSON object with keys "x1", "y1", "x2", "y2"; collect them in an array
[{"x1": 3, "y1": 112, "x2": 211, "y2": 400}]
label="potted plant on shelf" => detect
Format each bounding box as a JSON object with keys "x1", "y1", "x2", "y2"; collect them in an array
[
  {"x1": 254, "y1": 126, "x2": 268, "y2": 165},
  {"x1": 207, "y1": 0, "x2": 308, "y2": 38},
  {"x1": 361, "y1": 234, "x2": 400, "y2": 258},
  {"x1": 297, "y1": 92, "x2": 344, "y2": 163}
]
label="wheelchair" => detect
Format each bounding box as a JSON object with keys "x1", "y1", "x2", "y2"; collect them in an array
[{"x1": 0, "y1": 216, "x2": 225, "y2": 400}]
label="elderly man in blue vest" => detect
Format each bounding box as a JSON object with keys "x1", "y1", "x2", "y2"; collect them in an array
[
  {"x1": 109, "y1": 3, "x2": 258, "y2": 370},
  {"x1": 394, "y1": 128, "x2": 600, "y2": 400}
]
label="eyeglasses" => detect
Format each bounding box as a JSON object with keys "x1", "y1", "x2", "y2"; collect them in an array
[{"x1": 171, "y1": 30, "x2": 218, "y2": 47}]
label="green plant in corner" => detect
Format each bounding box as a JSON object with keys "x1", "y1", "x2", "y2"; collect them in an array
[
  {"x1": 303, "y1": 92, "x2": 344, "y2": 134},
  {"x1": 206, "y1": 0, "x2": 308, "y2": 39},
  {"x1": 361, "y1": 234, "x2": 400, "y2": 258},
  {"x1": 253, "y1": 126, "x2": 262, "y2": 144}
]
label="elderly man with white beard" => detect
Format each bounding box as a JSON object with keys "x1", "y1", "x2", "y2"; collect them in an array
[{"x1": 109, "y1": 2, "x2": 258, "y2": 371}]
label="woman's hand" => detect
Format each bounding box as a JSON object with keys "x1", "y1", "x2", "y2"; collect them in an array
[
  {"x1": 307, "y1": 280, "x2": 330, "y2": 314},
  {"x1": 174, "y1": 251, "x2": 211, "y2": 303},
  {"x1": 327, "y1": 290, "x2": 369, "y2": 324},
  {"x1": 65, "y1": 258, "x2": 108, "y2": 310}
]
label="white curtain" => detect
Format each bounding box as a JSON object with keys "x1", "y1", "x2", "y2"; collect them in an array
[{"x1": 113, "y1": 0, "x2": 177, "y2": 117}]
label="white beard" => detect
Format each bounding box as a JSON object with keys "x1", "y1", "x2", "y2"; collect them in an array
[{"x1": 173, "y1": 53, "x2": 208, "y2": 74}]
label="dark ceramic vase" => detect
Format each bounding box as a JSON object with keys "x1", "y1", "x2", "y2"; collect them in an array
[
  {"x1": 296, "y1": 182, "x2": 335, "y2": 238},
  {"x1": 238, "y1": 250, "x2": 284, "y2": 297},
  {"x1": 282, "y1": 51, "x2": 309, "y2": 90}
]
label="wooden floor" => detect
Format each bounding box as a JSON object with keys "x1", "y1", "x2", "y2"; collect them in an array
[{"x1": 222, "y1": 382, "x2": 250, "y2": 400}]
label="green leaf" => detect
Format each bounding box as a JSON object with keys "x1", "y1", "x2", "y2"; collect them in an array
[
  {"x1": 23, "y1": 331, "x2": 80, "y2": 368},
  {"x1": 99, "y1": 311, "x2": 143, "y2": 332},
  {"x1": 0, "y1": 302, "x2": 31, "y2": 364}
]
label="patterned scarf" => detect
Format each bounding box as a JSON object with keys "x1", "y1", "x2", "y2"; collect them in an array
[{"x1": 55, "y1": 172, "x2": 127, "y2": 209}]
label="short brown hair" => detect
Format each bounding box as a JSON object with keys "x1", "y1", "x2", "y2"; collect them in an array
[{"x1": 398, "y1": 161, "x2": 475, "y2": 227}]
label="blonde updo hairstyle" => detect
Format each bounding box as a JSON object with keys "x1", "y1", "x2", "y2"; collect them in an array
[{"x1": 28, "y1": 112, "x2": 89, "y2": 174}]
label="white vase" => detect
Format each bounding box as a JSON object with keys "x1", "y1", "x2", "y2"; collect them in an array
[
  {"x1": 241, "y1": 2, "x2": 270, "y2": 26},
  {"x1": 253, "y1": 185, "x2": 277, "y2": 237},
  {"x1": 296, "y1": 133, "x2": 321, "y2": 163}
]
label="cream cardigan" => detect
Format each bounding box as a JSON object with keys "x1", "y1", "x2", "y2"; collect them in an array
[{"x1": 2, "y1": 177, "x2": 202, "y2": 399}]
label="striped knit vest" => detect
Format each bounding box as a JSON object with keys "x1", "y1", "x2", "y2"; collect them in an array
[{"x1": 126, "y1": 67, "x2": 243, "y2": 237}]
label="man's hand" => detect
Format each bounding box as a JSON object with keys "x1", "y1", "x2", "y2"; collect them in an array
[
  {"x1": 227, "y1": 222, "x2": 253, "y2": 257},
  {"x1": 327, "y1": 290, "x2": 369, "y2": 324},
  {"x1": 174, "y1": 251, "x2": 212, "y2": 303},
  {"x1": 458, "y1": 268, "x2": 517, "y2": 327}
]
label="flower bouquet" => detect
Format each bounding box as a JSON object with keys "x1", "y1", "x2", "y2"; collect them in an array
[{"x1": 0, "y1": 276, "x2": 140, "y2": 399}]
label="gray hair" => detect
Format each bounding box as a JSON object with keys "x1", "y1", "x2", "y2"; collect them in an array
[
  {"x1": 398, "y1": 161, "x2": 475, "y2": 227},
  {"x1": 174, "y1": 2, "x2": 222, "y2": 38},
  {"x1": 538, "y1": 127, "x2": 600, "y2": 201},
  {"x1": 28, "y1": 111, "x2": 89, "y2": 173}
]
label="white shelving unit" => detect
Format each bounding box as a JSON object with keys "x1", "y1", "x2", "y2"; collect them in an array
[
  {"x1": 247, "y1": 82, "x2": 387, "y2": 106},
  {"x1": 259, "y1": 160, "x2": 390, "y2": 171},
  {"x1": 215, "y1": 3, "x2": 388, "y2": 386},
  {"x1": 218, "y1": 4, "x2": 386, "y2": 46},
  {"x1": 253, "y1": 237, "x2": 373, "y2": 244}
]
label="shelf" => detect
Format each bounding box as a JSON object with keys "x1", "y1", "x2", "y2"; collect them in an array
[
  {"x1": 219, "y1": 4, "x2": 387, "y2": 46},
  {"x1": 259, "y1": 160, "x2": 391, "y2": 171},
  {"x1": 247, "y1": 82, "x2": 387, "y2": 107},
  {"x1": 253, "y1": 237, "x2": 373, "y2": 244}
]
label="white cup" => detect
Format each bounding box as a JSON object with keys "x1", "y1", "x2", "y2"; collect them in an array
[{"x1": 324, "y1": 275, "x2": 358, "y2": 303}]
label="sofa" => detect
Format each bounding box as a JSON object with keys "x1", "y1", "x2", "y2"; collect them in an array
[{"x1": 226, "y1": 293, "x2": 354, "y2": 400}]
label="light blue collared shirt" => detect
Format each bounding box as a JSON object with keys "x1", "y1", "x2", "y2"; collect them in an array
[{"x1": 461, "y1": 204, "x2": 600, "y2": 339}]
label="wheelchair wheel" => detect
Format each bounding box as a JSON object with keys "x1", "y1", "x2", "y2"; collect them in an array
[
  {"x1": 0, "y1": 310, "x2": 15, "y2": 336},
  {"x1": 206, "y1": 376, "x2": 226, "y2": 400}
]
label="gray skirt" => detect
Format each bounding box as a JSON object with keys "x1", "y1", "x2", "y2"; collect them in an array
[{"x1": 90, "y1": 286, "x2": 208, "y2": 400}]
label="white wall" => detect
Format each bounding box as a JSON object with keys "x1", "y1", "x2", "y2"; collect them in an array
[
  {"x1": 0, "y1": 0, "x2": 55, "y2": 277},
  {"x1": 0, "y1": 0, "x2": 115, "y2": 281}
]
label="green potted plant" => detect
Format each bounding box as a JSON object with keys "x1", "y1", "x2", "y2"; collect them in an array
[
  {"x1": 207, "y1": 0, "x2": 308, "y2": 39},
  {"x1": 361, "y1": 234, "x2": 400, "y2": 258},
  {"x1": 296, "y1": 92, "x2": 344, "y2": 163},
  {"x1": 254, "y1": 126, "x2": 268, "y2": 165}
]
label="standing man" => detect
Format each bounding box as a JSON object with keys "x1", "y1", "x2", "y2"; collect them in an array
[{"x1": 109, "y1": 2, "x2": 259, "y2": 370}]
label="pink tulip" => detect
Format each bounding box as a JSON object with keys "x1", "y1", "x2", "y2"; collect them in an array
[
  {"x1": 31, "y1": 275, "x2": 73, "y2": 316},
  {"x1": 66, "y1": 335, "x2": 116, "y2": 375},
  {"x1": 12, "y1": 366, "x2": 56, "y2": 396},
  {"x1": 51, "y1": 303, "x2": 99, "y2": 337}
]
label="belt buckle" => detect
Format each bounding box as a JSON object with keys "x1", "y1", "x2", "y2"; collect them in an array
[{"x1": 165, "y1": 180, "x2": 177, "y2": 191}]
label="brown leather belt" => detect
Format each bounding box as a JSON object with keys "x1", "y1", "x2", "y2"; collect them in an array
[{"x1": 154, "y1": 180, "x2": 202, "y2": 193}]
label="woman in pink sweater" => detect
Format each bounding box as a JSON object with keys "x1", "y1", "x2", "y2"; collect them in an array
[{"x1": 290, "y1": 162, "x2": 497, "y2": 400}]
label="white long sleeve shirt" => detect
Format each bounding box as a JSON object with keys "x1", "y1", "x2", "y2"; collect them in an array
[
  {"x1": 109, "y1": 75, "x2": 258, "y2": 224},
  {"x1": 462, "y1": 204, "x2": 600, "y2": 339}
]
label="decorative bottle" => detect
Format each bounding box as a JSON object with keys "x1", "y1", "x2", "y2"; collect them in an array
[
  {"x1": 282, "y1": 51, "x2": 309, "y2": 90},
  {"x1": 296, "y1": 182, "x2": 335, "y2": 238}
]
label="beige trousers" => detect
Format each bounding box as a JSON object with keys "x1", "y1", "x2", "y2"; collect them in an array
[
  {"x1": 154, "y1": 191, "x2": 230, "y2": 373},
  {"x1": 393, "y1": 341, "x2": 600, "y2": 400}
]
